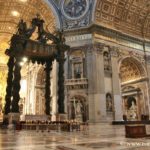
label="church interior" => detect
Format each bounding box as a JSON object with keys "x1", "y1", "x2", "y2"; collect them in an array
[{"x1": 1, "y1": 0, "x2": 150, "y2": 149}]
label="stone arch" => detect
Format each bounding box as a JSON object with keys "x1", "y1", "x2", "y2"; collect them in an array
[
  {"x1": 43, "y1": 0, "x2": 61, "y2": 29},
  {"x1": 92, "y1": 0, "x2": 98, "y2": 22},
  {"x1": 119, "y1": 56, "x2": 148, "y2": 121},
  {"x1": 119, "y1": 57, "x2": 146, "y2": 83}
]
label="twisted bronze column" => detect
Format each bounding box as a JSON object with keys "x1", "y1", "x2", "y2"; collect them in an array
[
  {"x1": 57, "y1": 48, "x2": 65, "y2": 114},
  {"x1": 4, "y1": 57, "x2": 15, "y2": 115},
  {"x1": 45, "y1": 60, "x2": 53, "y2": 115},
  {"x1": 11, "y1": 57, "x2": 21, "y2": 112}
]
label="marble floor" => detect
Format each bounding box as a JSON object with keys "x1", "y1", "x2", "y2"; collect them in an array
[{"x1": 0, "y1": 123, "x2": 150, "y2": 150}]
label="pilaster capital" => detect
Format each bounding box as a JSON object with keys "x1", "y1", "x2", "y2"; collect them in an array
[
  {"x1": 145, "y1": 55, "x2": 150, "y2": 65},
  {"x1": 93, "y1": 43, "x2": 105, "y2": 54},
  {"x1": 85, "y1": 43, "x2": 105, "y2": 55},
  {"x1": 86, "y1": 44, "x2": 94, "y2": 54},
  {"x1": 109, "y1": 46, "x2": 119, "y2": 57}
]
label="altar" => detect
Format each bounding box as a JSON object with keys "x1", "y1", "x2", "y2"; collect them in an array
[
  {"x1": 20, "y1": 115, "x2": 51, "y2": 122},
  {"x1": 125, "y1": 124, "x2": 146, "y2": 138}
]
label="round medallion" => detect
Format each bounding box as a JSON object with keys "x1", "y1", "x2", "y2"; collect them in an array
[{"x1": 62, "y1": 0, "x2": 89, "y2": 20}]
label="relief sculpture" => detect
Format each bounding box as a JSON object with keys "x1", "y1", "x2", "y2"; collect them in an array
[{"x1": 63, "y1": 0, "x2": 87, "y2": 19}]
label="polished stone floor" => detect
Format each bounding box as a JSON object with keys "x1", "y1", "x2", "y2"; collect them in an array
[{"x1": 0, "y1": 123, "x2": 150, "y2": 150}]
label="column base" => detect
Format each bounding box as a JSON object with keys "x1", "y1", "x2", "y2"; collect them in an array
[
  {"x1": 56, "y1": 113, "x2": 68, "y2": 121},
  {"x1": 8, "y1": 113, "x2": 20, "y2": 124},
  {"x1": 3, "y1": 115, "x2": 9, "y2": 125},
  {"x1": 75, "y1": 114, "x2": 83, "y2": 122}
]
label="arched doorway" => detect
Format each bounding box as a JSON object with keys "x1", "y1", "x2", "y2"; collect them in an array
[
  {"x1": 35, "y1": 67, "x2": 46, "y2": 115},
  {"x1": 119, "y1": 57, "x2": 147, "y2": 121},
  {"x1": 69, "y1": 96, "x2": 88, "y2": 122}
]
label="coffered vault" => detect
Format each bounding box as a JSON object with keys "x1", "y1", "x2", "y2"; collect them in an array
[
  {"x1": 95, "y1": 0, "x2": 150, "y2": 40},
  {"x1": 1, "y1": 0, "x2": 150, "y2": 66}
]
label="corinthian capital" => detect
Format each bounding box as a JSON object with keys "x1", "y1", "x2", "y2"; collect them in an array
[
  {"x1": 109, "y1": 46, "x2": 119, "y2": 57},
  {"x1": 93, "y1": 43, "x2": 105, "y2": 54}
]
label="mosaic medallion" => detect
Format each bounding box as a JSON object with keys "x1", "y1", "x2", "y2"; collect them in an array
[{"x1": 62, "y1": 0, "x2": 89, "y2": 20}]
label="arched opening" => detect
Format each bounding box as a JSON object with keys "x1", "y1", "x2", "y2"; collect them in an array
[
  {"x1": 68, "y1": 50, "x2": 86, "y2": 79},
  {"x1": 119, "y1": 57, "x2": 147, "y2": 121},
  {"x1": 120, "y1": 57, "x2": 146, "y2": 84},
  {"x1": 35, "y1": 67, "x2": 46, "y2": 115}
]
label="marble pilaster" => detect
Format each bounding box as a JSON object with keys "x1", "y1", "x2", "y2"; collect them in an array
[
  {"x1": 51, "y1": 60, "x2": 58, "y2": 121},
  {"x1": 87, "y1": 44, "x2": 106, "y2": 122},
  {"x1": 111, "y1": 51, "x2": 123, "y2": 121}
]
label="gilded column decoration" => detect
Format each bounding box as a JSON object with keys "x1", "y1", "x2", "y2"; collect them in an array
[
  {"x1": 4, "y1": 57, "x2": 15, "y2": 114},
  {"x1": 11, "y1": 58, "x2": 21, "y2": 113},
  {"x1": 45, "y1": 60, "x2": 53, "y2": 115}
]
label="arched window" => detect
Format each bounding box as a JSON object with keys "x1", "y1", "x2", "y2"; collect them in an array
[{"x1": 69, "y1": 50, "x2": 85, "y2": 79}]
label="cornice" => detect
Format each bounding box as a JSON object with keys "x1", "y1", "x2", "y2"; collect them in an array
[{"x1": 64, "y1": 24, "x2": 150, "y2": 49}]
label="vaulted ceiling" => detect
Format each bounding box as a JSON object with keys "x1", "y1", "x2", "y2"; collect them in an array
[
  {"x1": 1, "y1": 0, "x2": 150, "y2": 66},
  {"x1": 95, "y1": 0, "x2": 150, "y2": 40},
  {"x1": 120, "y1": 57, "x2": 146, "y2": 83},
  {"x1": 0, "y1": 0, "x2": 56, "y2": 65}
]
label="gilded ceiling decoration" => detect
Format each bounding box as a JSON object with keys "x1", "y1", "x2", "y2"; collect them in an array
[
  {"x1": 120, "y1": 57, "x2": 146, "y2": 83},
  {"x1": 95, "y1": 0, "x2": 150, "y2": 40},
  {"x1": 0, "y1": 0, "x2": 56, "y2": 65}
]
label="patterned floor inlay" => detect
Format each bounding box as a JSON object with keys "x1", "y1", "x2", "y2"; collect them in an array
[
  {"x1": 0, "y1": 124, "x2": 150, "y2": 150},
  {"x1": 78, "y1": 142, "x2": 119, "y2": 149}
]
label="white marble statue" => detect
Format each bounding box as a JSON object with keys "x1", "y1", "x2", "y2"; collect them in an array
[{"x1": 128, "y1": 101, "x2": 137, "y2": 120}]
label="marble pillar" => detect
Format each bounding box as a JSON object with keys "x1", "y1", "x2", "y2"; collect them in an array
[
  {"x1": 111, "y1": 53, "x2": 123, "y2": 121},
  {"x1": 87, "y1": 44, "x2": 106, "y2": 122},
  {"x1": 51, "y1": 60, "x2": 58, "y2": 121}
]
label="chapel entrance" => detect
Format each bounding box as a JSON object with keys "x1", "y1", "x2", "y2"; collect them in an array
[
  {"x1": 122, "y1": 86, "x2": 142, "y2": 121},
  {"x1": 119, "y1": 57, "x2": 148, "y2": 121}
]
